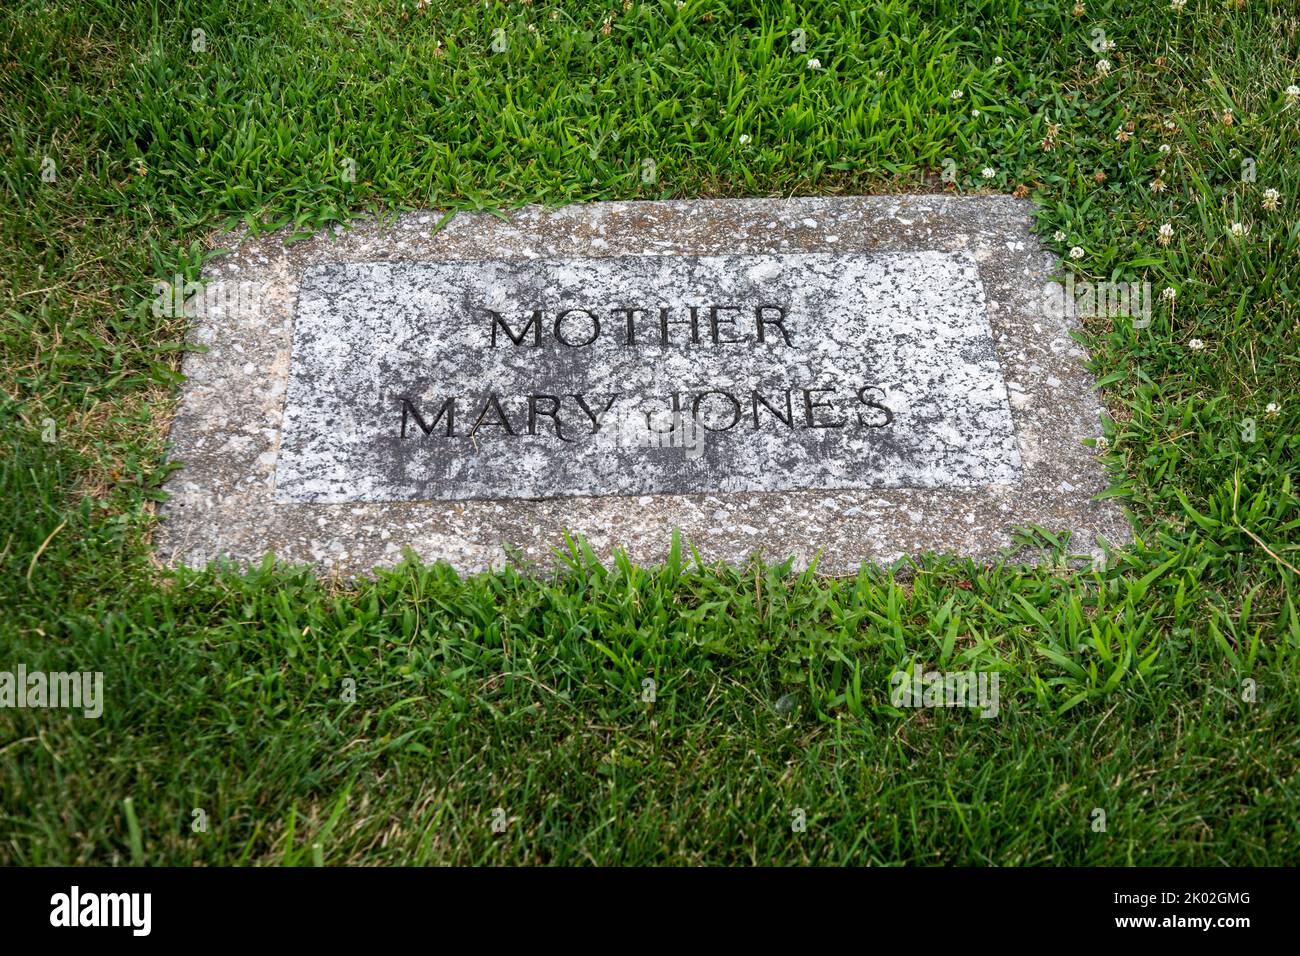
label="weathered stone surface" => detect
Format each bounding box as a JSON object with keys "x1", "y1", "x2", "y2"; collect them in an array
[
  {"x1": 275, "y1": 252, "x2": 1019, "y2": 503},
  {"x1": 156, "y1": 196, "x2": 1130, "y2": 575}
]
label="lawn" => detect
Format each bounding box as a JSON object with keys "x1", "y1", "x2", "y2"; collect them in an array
[{"x1": 1, "y1": 0, "x2": 1297, "y2": 865}]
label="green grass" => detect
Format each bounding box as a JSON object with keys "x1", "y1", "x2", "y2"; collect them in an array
[{"x1": 1, "y1": 0, "x2": 1298, "y2": 865}]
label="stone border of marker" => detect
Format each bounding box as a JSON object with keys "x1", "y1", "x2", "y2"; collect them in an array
[{"x1": 156, "y1": 196, "x2": 1130, "y2": 575}]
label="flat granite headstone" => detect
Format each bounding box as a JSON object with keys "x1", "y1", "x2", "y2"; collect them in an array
[
  {"x1": 158, "y1": 196, "x2": 1130, "y2": 574},
  {"x1": 277, "y1": 253, "x2": 1020, "y2": 502}
]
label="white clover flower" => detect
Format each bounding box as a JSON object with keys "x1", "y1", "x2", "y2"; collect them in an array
[
  {"x1": 1115, "y1": 126, "x2": 1131, "y2": 143},
  {"x1": 1188, "y1": 338, "x2": 1205, "y2": 350},
  {"x1": 1096, "y1": 59, "x2": 1112, "y2": 76},
  {"x1": 1161, "y1": 286, "x2": 1177, "y2": 301},
  {"x1": 807, "y1": 58, "x2": 822, "y2": 70},
  {"x1": 1230, "y1": 221, "x2": 1247, "y2": 237},
  {"x1": 1054, "y1": 230, "x2": 1067, "y2": 242},
  {"x1": 982, "y1": 167, "x2": 996, "y2": 178},
  {"x1": 993, "y1": 56, "x2": 1004, "y2": 65},
  {"x1": 1158, "y1": 222, "x2": 1174, "y2": 245},
  {"x1": 971, "y1": 109, "x2": 980, "y2": 117},
  {"x1": 951, "y1": 89, "x2": 964, "y2": 100},
  {"x1": 1265, "y1": 402, "x2": 1280, "y2": 416},
  {"x1": 1159, "y1": 144, "x2": 1171, "y2": 153},
  {"x1": 739, "y1": 134, "x2": 751, "y2": 145},
  {"x1": 1170, "y1": 0, "x2": 1186, "y2": 11},
  {"x1": 1164, "y1": 119, "x2": 1177, "y2": 130},
  {"x1": 1070, "y1": 246, "x2": 1085, "y2": 259},
  {"x1": 1286, "y1": 85, "x2": 1300, "y2": 106},
  {"x1": 1095, "y1": 436, "x2": 1109, "y2": 450},
  {"x1": 1262, "y1": 188, "x2": 1280, "y2": 211}
]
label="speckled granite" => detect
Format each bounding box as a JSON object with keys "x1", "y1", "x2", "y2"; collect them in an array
[
  {"x1": 275, "y1": 252, "x2": 1019, "y2": 502},
  {"x1": 156, "y1": 196, "x2": 1130, "y2": 575}
]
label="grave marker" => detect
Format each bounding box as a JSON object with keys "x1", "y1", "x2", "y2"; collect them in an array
[
  {"x1": 275, "y1": 252, "x2": 1019, "y2": 503},
  {"x1": 157, "y1": 197, "x2": 1129, "y2": 573}
]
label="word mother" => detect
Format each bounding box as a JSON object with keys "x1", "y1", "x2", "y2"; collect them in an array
[{"x1": 487, "y1": 304, "x2": 797, "y2": 347}]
